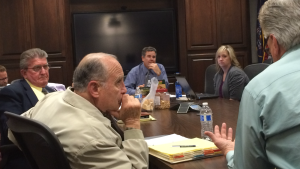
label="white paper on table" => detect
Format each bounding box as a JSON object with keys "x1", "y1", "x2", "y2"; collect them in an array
[{"x1": 145, "y1": 134, "x2": 189, "y2": 147}]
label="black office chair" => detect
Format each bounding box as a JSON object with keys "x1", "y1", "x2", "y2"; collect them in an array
[
  {"x1": 244, "y1": 63, "x2": 269, "y2": 81},
  {"x1": 4, "y1": 112, "x2": 71, "y2": 169},
  {"x1": 263, "y1": 58, "x2": 273, "y2": 64},
  {"x1": 0, "y1": 141, "x2": 20, "y2": 169},
  {"x1": 0, "y1": 116, "x2": 23, "y2": 169},
  {"x1": 204, "y1": 64, "x2": 217, "y2": 94},
  {"x1": 10, "y1": 79, "x2": 21, "y2": 84}
]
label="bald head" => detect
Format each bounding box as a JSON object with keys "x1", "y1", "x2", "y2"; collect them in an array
[{"x1": 73, "y1": 53, "x2": 118, "y2": 92}]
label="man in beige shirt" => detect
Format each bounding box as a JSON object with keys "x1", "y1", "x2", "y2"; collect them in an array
[{"x1": 10, "y1": 53, "x2": 149, "y2": 169}]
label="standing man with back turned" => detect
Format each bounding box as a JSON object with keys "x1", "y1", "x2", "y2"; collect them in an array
[
  {"x1": 0, "y1": 48, "x2": 55, "y2": 169},
  {"x1": 124, "y1": 46, "x2": 169, "y2": 95},
  {"x1": 10, "y1": 53, "x2": 149, "y2": 169},
  {"x1": 205, "y1": 0, "x2": 300, "y2": 168}
]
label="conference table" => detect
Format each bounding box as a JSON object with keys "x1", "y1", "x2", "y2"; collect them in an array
[{"x1": 140, "y1": 98, "x2": 240, "y2": 169}]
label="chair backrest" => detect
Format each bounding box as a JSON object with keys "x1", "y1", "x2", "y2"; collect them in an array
[
  {"x1": 47, "y1": 82, "x2": 66, "y2": 91},
  {"x1": 204, "y1": 64, "x2": 217, "y2": 94},
  {"x1": 10, "y1": 79, "x2": 21, "y2": 84},
  {"x1": 263, "y1": 58, "x2": 273, "y2": 64},
  {"x1": 4, "y1": 112, "x2": 71, "y2": 169},
  {"x1": 244, "y1": 63, "x2": 270, "y2": 81}
]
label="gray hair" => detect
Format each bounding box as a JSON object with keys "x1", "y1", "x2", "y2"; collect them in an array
[
  {"x1": 0, "y1": 65, "x2": 6, "y2": 72},
  {"x1": 215, "y1": 45, "x2": 241, "y2": 72},
  {"x1": 73, "y1": 53, "x2": 117, "y2": 92},
  {"x1": 259, "y1": 0, "x2": 300, "y2": 51},
  {"x1": 20, "y1": 48, "x2": 48, "y2": 69},
  {"x1": 141, "y1": 46, "x2": 157, "y2": 57}
]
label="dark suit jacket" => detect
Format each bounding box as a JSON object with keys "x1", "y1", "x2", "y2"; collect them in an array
[{"x1": 0, "y1": 79, "x2": 55, "y2": 145}]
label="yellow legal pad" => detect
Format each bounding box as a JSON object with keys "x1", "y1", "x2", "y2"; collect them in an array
[{"x1": 149, "y1": 138, "x2": 222, "y2": 163}]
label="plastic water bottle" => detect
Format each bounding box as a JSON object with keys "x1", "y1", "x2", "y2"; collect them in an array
[
  {"x1": 200, "y1": 102, "x2": 213, "y2": 141},
  {"x1": 134, "y1": 87, "x2": 142, "y2": 103},
  {"x1": 146, "y1": 80, "x2": 151, "y2": 87},
  {"x1": 175, "y1": 81, "x2": 182, "y2": 98}
]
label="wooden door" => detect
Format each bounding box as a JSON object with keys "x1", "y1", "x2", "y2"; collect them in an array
[
  {"x1": 0, "y1": 0, "x2": 31, "y2": 61},
  {"x1": 216, "y1": 0, "x2": 248, "y2": 48},
  {"x1": 187, "y1": 54, "x2": 215, "y2": 93},
  {"x1": 29, "y1": 0, "x2": 65, "y2": 57},
  {"x1": 185, "y1": 0, "x2": 217, "y2": 50}
]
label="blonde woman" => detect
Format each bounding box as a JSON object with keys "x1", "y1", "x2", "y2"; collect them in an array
[{"x1": 213, "y1": 45, "x2": 249, "y2": 100}]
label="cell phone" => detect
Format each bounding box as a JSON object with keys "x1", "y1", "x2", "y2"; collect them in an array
[{"x1": 140, "y1": 115, "x2": 150, "y2": 119}]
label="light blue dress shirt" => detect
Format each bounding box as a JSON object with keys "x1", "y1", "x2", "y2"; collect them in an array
[
  {"x1": 226, "y1": 44, "x2": 300, "y2": 169},
  {"x1": 124, "y1": 63, "x2": 169, "y2": 95}
]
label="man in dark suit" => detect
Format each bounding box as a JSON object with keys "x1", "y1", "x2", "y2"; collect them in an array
[
  {"x1": 0, "y1": 48, "x2": 55, "y2": 169},
  {"x1": 0, "y1": 65, "x2": 8, "y2": 87}
]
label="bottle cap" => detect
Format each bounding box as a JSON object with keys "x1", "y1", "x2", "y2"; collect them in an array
[{"x1": 202, "y1": 102, "x2": 208, "y2": 106}]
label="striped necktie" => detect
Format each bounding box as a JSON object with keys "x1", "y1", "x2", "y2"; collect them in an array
[
  {"x1": 144, "y1": 70, "x2": 150, "y2": 86},
  {"x1": 41, "y1": 88, "x2": 48, "y2": 95},
  {"x1": 104, "y1": 113, "x2": 124, "y2": 141}
]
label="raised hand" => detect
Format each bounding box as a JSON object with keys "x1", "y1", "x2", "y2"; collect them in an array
[
  {"x1": 149, "y1": 63, "x2": 161, "y2": 76},
  {"x1": 205, "y1": 123, "x2": 235, "y2": 155},
  {"x1": 111, "y1": 94, "x2": 141, "y2": 129}
]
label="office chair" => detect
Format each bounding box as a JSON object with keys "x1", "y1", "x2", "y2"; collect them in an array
[
  {"x1": 0, "y1": 117, "x2": 21, "y2": 169},
  {"x1": 10, "y1": 79, "x2": 21, "y2": 84},
  {"x1": 244, "y1": 63, "x2": 269, "y2": 81},
  {"x1": 0, "y1": 141, "x2": 20, "y2": 168},
  {"x1": 4, "y1": 112, "x2": 71, "y2": 169},
  {"x1": 204, "y1": 64, "x2": 217, "y2": 94},
  {"x1": 263, "y1": 58, "x2": 273, "y2": 64}
]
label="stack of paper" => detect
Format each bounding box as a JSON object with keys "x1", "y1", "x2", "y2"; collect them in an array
[{"x1": 145, "y1": 134, "x2": 222, "y2": 163}]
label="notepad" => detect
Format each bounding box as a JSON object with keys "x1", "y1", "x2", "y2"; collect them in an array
[
  {"x1": 147, "y1": 136, "x2": 222, "y2": 163},
  {"x1": 145, "y1": 134, "x2": 188, "y2": 146}
]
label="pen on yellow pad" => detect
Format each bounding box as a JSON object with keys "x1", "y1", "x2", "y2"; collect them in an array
[{"x1": 172, "y1": 145, "x2": 196, "y2": 148}]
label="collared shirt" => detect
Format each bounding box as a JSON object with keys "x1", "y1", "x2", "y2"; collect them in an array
[
  {"x1": 226, "y1": 44, "x2": 300, "y2": 169},
  {"x1": 8, "y1": 87, "x2": 149, "y2": 169},
  {"x1": 124, "y1": 63, "x2": 169, "y2": 95},
  {"x1": 25, "y1": 79, "x2": 45, "y2": 100}
]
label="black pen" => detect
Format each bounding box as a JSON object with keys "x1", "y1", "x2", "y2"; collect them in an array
[{"x1": 172, "y1": 145, "x2": 196, "y2": 148}]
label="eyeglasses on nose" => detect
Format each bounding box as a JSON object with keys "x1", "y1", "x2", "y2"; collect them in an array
[
  {"x1": 26, "y1": 64, "x2": 50, "y2": 72},
  {"x1": 0, "y1": 77, "x2": 8, "y2": 81}
]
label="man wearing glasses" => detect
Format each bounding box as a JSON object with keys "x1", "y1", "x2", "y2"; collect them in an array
[
  {"x1": 0, "y1": 48, "x2": 55, "y2": 169},
  {"x1": 206, "y1": 0, "x2": 300, "y2": 168},
  {"x1": 0, "y1": 65, "x2": 8, "y2": 87}
]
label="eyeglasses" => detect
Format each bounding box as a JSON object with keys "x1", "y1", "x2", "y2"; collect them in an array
[
  {"x1": 0, "y1": 77, "x2": 8, "y2": 81},
  {"x1": 26, "y1": 64, "x2": 50, "y2": 72},
  {"x1": 264, "y1": 36, "x2": 271, "y2": 56}
]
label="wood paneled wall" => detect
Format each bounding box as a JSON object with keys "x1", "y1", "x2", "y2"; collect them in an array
[
  {"x1": 0, "y1": 0, "x2": 73, "y2": 85},
  {"x1": 185, "y1": 0, "x2": 250, "y2": 92},
  {"x1": 0, "y1": 0, "x2": 250, "y2": 91}
]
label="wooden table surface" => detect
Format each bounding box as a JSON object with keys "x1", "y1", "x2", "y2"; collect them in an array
[{"x1": 140, "y1": 98, "x2": 240, "y2": 169}]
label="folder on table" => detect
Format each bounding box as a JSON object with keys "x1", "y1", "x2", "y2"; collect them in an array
[{"x1": 147, "y1": 137, "x2": 222, "y2": 163}]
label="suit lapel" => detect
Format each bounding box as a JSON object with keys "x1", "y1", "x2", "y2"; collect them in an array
[{"x1": 20, "y1": 79, "x2": 38, "y2": 106}]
